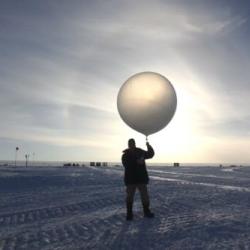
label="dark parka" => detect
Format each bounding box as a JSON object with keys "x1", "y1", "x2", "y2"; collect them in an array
[{"x1": 122, "y1": 144, "x2": 154, "y2": 185}]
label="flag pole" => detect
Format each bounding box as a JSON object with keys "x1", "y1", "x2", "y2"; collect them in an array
[{"x1": 15, "y1": 147, "x2": 19, "y2": 167}]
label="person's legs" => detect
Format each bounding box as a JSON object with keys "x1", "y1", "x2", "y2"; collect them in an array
[
  {"x1": 126, "y1": 185, "x2": 136, "y2": 220},
  {"x1": 137, "y1": 184, "x2": 150, "y2": 205},
  {"x1": 137, "y1": 184, "x2": 154, "y2": 218}
]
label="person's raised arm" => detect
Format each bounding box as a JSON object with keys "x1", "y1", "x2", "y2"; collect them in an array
[{"x1": 144, "y1": 142, "x2": 155, "y2": 159}]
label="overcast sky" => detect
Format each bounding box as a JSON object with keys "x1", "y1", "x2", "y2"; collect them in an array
[{"x1": 1, "y1": 0, "x2": 250, "y2": 163}]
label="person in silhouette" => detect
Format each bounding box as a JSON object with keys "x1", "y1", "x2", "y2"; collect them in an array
[{"x1": 122, "y1": 138, "x2": 155, "y2": 221}]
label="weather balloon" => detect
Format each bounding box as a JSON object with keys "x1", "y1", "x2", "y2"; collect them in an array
[{"x1": 117, "y1": 72, "x2": 177, "y2": 137}]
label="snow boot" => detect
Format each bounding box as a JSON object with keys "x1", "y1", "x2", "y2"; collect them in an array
[
  {"x1": 126, "y1": 202, "x2": 133, "y2": 221},
  {"x1": 143, "y1": 204, "x2": 154, "y2": 218}
]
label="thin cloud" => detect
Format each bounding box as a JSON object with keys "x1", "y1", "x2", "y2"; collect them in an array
[{"x1": 1, "y1": 0, "x2": 250, "y2": 162}]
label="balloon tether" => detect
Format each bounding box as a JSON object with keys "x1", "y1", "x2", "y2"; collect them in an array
[{"x1": 146, "y1": 136, "x2": 148, "y2": 143}]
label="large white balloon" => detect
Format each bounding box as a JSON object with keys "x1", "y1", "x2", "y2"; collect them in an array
[{"x1": 117, "y1": 72, "x2": 177, "y2": 136}]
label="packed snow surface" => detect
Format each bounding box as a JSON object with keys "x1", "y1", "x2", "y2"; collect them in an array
[{"x1": 0, "y1": 165, "x2": 249, "y2": 249}]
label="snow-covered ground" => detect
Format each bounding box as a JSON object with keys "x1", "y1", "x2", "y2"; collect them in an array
[{"x1": 0, "y1": 165, "x2": 249, "y2": 250}]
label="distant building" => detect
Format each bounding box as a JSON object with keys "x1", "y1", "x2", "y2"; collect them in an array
[
  {"x1": 89, "y1": 162, "x2": 108, "y2": 167},
  {"x1": 174, "y1": 162, "x2": 180, "y2": 167},
  {"x1": 63, "y1": 163, "x2": 71, "y2": 167}
]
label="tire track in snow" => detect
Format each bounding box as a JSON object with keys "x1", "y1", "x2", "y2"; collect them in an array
[
  {"x1": 1, "y1": 208, "x2": 125, "y2": 250},
  {"x1": 151, "y1": 175, "x2": 250, "y2": 192},
  {"x1": 149, "y1": 169, "x2": 250, "y2": 181},
  {"x1": 0, "y1": 195, "x2": 124, "y2": 229}
]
